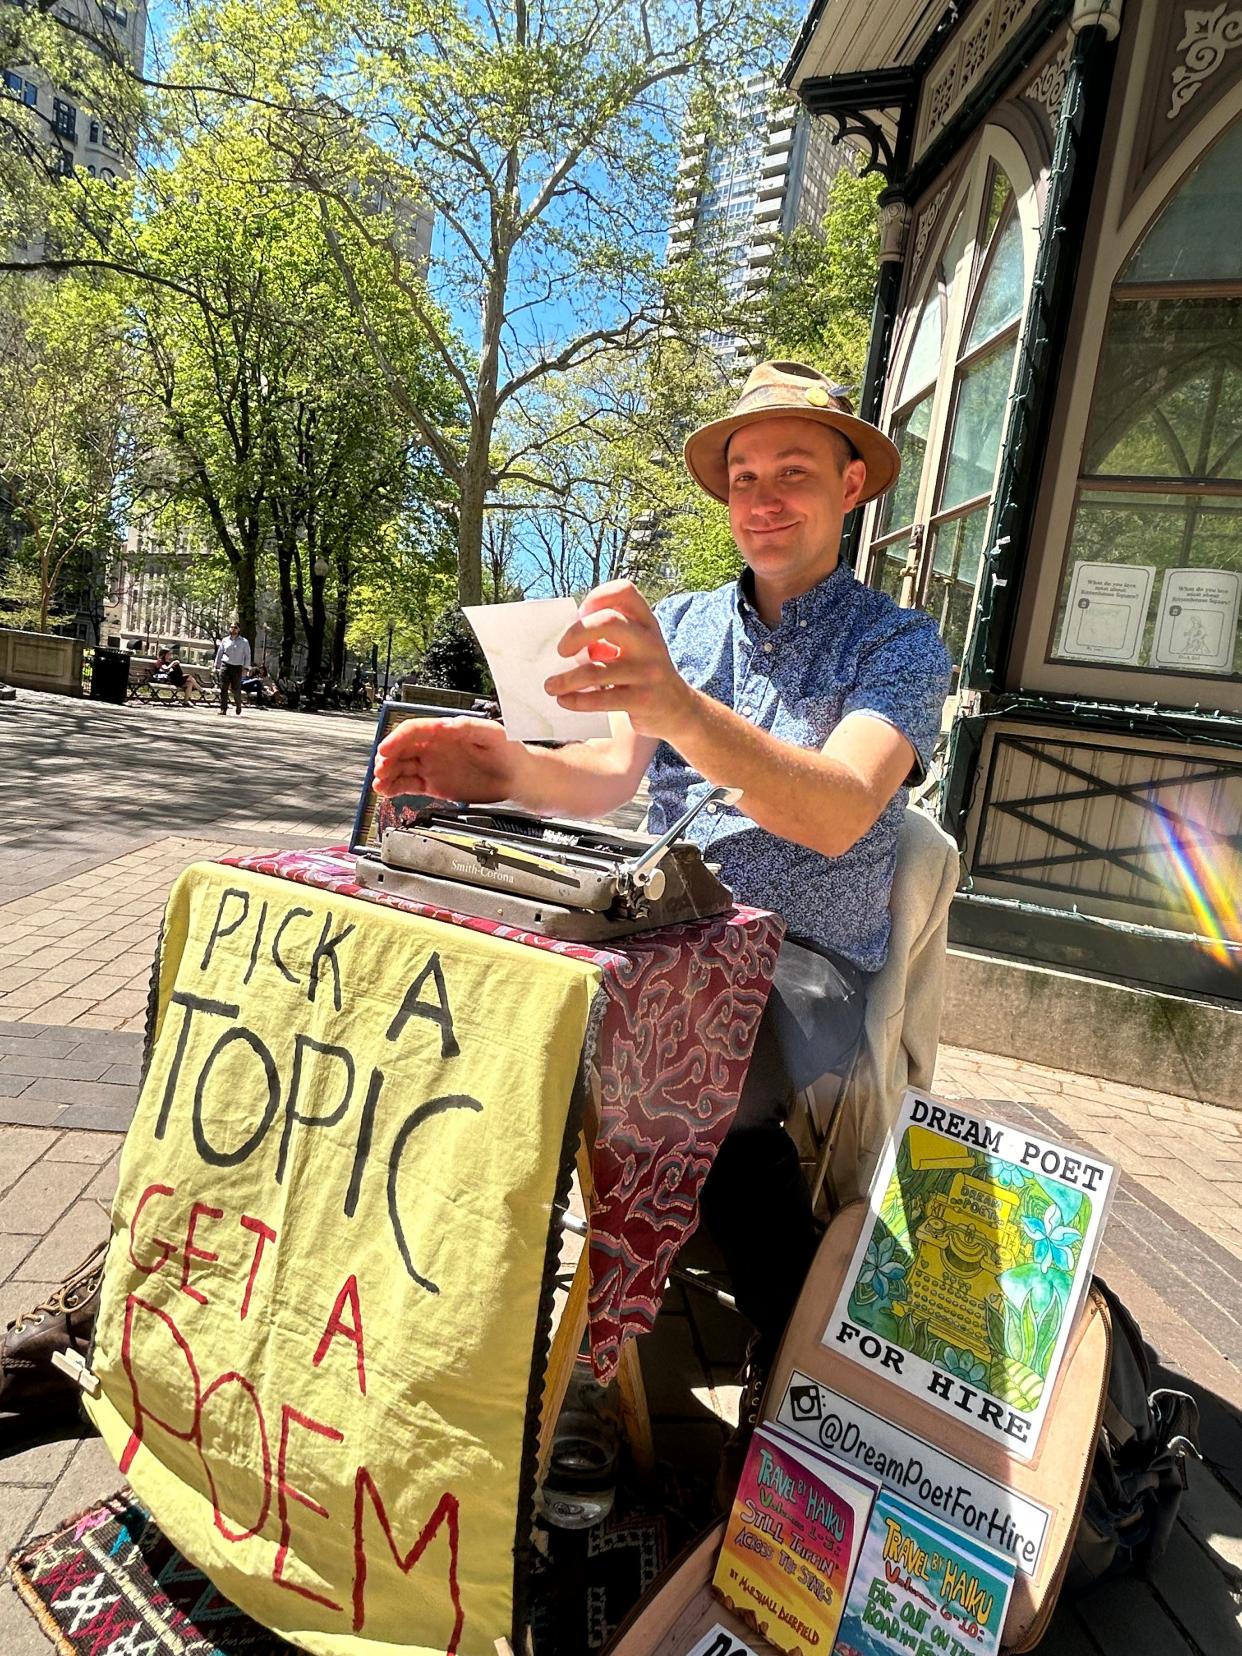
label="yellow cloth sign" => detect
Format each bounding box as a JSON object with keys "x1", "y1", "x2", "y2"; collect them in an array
[{"x1": 87, "y1": 862, "x2": 601, "y2": 1656}]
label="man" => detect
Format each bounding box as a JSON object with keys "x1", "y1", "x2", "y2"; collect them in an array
[
  {"x1": 0, "y1": 363, "x2": 947, "y2": 1443},
  {"x1": 214, "y1": 621, "x2": 251, "y2": 716},
  {"x1": 372, "y1": 361, "x2": 950, "y2": 1384}
]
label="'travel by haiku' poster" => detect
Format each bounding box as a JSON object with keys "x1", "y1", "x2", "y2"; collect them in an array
[
  {"x1": 822, "y1": 1092, "x2": 1114, "y2": 1459},
  {"x1": 835, "y1": 1487, "x2": 1015, "y2": 1656},
  {"x1": 712, "y1": 1425, "x2": 876, "y2": 1655}
]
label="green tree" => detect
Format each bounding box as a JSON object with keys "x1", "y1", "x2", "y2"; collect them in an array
[
  {"x1": 752, "y1": 162, "x2": 882, "y2": 389},
  {"x1": 130, "y1": 120, "x2": 459, "y2": 669},
  {"x1": 0, "y1": 274, "x2": 133, "y2": 633},
  {"x1": 493, "y1": 340, "x2": 737, "y2": 597},
  {"x1": 158, "y1": 0, "x2": 793, "y2": 607}
]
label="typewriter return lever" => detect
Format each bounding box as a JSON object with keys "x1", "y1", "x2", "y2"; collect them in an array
[{"x1": 622, "y1": 786, "x2": 742, "y2": 901}]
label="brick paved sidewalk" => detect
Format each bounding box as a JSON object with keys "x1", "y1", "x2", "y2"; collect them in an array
[{"x1": 0, "y1": 690, "x2": 1237, "y2": 1653}]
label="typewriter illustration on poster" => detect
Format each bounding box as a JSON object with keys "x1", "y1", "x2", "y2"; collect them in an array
[{"x1": 906, "y1": 1171, "x2": 1024, "y2": 1364}]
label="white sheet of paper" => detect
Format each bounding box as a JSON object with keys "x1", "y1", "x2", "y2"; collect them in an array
[
  {"x1": 1057, "y1": 560, "x2": 1154, "y2": 664},
  {"x1": 463, "y1": 598, "x2": 612, "y2": 742},
  {"x1": 1150, "y1": 567, "x2": 1241, "y2": 673}
]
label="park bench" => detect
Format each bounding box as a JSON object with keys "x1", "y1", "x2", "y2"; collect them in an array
[{"x1": 126, "y1": 658, "x2": 218, "y2": 707}]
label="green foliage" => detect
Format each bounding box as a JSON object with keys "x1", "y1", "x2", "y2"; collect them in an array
[
  {"x1": 0, "y1": 2, "x2": 145, "y2": 258},
  {"x1": 753, "y1": 162, "x2": 883, "y2": 391},
  {"x1": 127, "y1": 116, "x2": 460, "y2": 666},
  {"x1": 663, "y1": 497, "x2": 742, "y2": 595},
  {"x1": 0, "y1": 561, "x2": 63, "y2": 630},
  {"x1": 346, "y1": 522, "x2": 459, "y2": 668},
  {"x1": 0, "y1": 274, "x2": 132, "y2": 631},
  {"x1": 493, "y1": 339, "x2": 738, "y2": 599},
  {"x1": 418, "y1": 606, "x2": 494, "y2": 696},
  {"x1": 156, "y1": 0, "x2": 796, "y2": 603}
]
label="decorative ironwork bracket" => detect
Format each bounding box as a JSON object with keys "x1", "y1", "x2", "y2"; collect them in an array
[{"x1": 797, "y1": 69, "x2": 920, "y2": 179}]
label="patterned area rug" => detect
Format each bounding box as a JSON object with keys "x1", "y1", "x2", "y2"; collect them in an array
[
  {"x1": 7, "y1": 1492, "x2": 291, "y2": 1655},
  {"x1": 7, "y1": 1486, "x2": 692, "y2": 1654}
]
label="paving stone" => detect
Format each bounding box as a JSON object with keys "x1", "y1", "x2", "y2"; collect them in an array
[
  {"x1": 46, "y1": 1104, "x2": 134, "y2": 1134},
  {"x1": 0, "y1": 1055, "x2": 116, "y2": 1085},
  {"x1": 0, "y1": 1036, "x2": 80, "y2": 1061},
  {"x1": 43, "y1": 1131, "x2": 121, "y2": 1165},
  {"x1": 0, "y1": 1577, "x2": 64, "y2": 1656},
  {"x1": 0, "y1": 1072, "x2": 35, "y2": 1099},
  {"x1": 0, "y1": 1485, "x2": 49, "y2": 1557},
  {"x1": 0, "y1": 1159, "x2": 101, "y2": 1236},
  {"x1": 36, "y1": 1431, "x2": 120, "y2": 1539},
  {"x1": 19, "y1": 1077, "x2": 139, "y2": 1111},
  {"x1": 0, "y1": 1129, "x2": 57, "y2": 1190},
  {"x1": 0, "y1": 1102, "x2": 66, "y2": 1129},
  {"x1": 12, "y1": 1204, "x2": 110, "y2": 1284},
  {"x1": 99, "y1": 1063, "x2": 142, "y2": 1086},
  {"x1": 0, "y1": 1231, "x2": 40, "y2": 1280},
  {"x1": 0, "y1": 1432, "x2": 78, "y2": 1487}
]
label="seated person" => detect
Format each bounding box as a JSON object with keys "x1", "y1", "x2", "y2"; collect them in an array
[
  {"x1": 0, "y1": 363, "x2": 949, "y2": 1453},
  {"x1": 370, "y1": 362, "x2": 951, "y2": 1417},
  {"x1": 240, "y1": 663, "x2": 279, "y2": 708},
  {"x1": 149, "y1": 647, "x2": 200, "y2": 705}
]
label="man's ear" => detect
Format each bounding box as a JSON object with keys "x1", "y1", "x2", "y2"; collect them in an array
[{"x1": 842, "y1": 457, "x2": 868, "y2": 513}]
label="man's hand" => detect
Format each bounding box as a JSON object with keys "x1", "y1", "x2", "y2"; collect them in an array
[
  {"x1": 544, "y1": 580, "x2": 695, "y2": 741},
  {"x1": 373, "y1": 717, "x2": 519, "y2": 803}
]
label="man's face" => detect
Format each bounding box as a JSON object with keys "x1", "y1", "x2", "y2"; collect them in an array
[
  {"x1": 726, "y1": 416, "x2": 867, "y2": 591},
  {"x1": 229, "y1": 623, "x2": 240, "y2": 638}
]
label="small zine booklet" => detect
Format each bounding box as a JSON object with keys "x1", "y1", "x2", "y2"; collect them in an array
[
  {"x1": 821, "y1": 1090, "x2": 1115, "y2": 1460},
  {"x1": 712, "y1": 1423, "x2": 877, "y2": 1655},
  {"x1": 836, "y1": 1486, "x2": 1016, "y2": 1656}
]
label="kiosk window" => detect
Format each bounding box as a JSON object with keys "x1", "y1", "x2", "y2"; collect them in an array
[{"x1": 1051, "y1": 120, "x2": 1242, "y2": 680}]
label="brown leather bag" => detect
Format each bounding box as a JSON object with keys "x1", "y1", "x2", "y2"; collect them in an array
[{"x1": 606, "y1": 1201, "x2": 1111, "y2": 1655}]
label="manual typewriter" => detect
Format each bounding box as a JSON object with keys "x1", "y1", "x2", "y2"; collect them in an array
[{"x1": 355, "y1": 788, "x2": 736, "y2": 942}]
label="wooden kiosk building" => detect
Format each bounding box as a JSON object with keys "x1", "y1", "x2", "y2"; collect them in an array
[{"x1": 786, "y1": 0, "x2": 1242, "y2": 1007}]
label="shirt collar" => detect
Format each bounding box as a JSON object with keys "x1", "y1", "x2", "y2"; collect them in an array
[{"x1": 734, "y1": 559, "x2": 855, "y2": 632}]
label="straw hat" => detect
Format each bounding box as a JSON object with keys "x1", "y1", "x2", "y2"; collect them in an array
[{"x1": 683, "y1": 360, "x2": 901, "y2": 506}]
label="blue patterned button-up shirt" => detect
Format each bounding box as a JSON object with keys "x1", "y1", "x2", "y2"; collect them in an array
[{"x1": 647, "y1": 562, "x2": 950, "y2": 972}]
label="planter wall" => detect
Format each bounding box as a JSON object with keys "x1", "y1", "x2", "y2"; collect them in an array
[{"x1": 0, "y1": 627, "x2": 84, "y2": 695}]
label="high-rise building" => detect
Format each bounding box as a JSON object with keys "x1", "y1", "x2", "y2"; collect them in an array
[
  {"x1": 668, "y1": 73, "x2": 845, "y2": 370},
  {"x1": 2, "y1": 0, "x2": 147, "y2": 219}
]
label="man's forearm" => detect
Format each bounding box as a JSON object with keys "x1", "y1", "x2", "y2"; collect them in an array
[
  {"x1": 506, "y1": 738, "x2": 644, "y2": 820},
  {"x1": 665, "y1": 689, "x2": 887, "y2": 858}
]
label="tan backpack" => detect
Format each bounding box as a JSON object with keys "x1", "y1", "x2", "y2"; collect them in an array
[{"x1": 606, "y1": 1201, "x2": 1111, "y2": 1655}]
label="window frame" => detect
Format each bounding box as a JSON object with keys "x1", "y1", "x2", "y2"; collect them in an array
[
  {"x1": 862, "y1": 128, "x2": 1040, "y2": 683},
  {"x1": 1025, "y1": 105, "x2": 1242, "y2": 706}
]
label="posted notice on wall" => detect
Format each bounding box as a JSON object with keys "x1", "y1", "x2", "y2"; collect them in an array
[
  {"x1": 1057, "y1": 561, "x2": 1154, "y2": 663},
  {"x1": 1150, "y1": 567, "x2": 1241, "y2": 674}
]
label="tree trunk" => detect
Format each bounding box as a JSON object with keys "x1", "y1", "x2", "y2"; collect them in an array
[
  {"x1": 235, "y1": 544, "x2": 258, "y2": 649},
  {"x1": 456, "y1": 476, "x2": 484, "y2": 608},
  {"x1": 276, "y1": 541, "x2": 297, "y2": 677},
  {"x1": 330, "y1": 548, "x2": 350, "y2": 682}
]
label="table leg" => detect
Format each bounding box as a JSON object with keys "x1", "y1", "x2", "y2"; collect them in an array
[{"x1": 615, "y1": 1335, "x2": 656, "y2": 1479}]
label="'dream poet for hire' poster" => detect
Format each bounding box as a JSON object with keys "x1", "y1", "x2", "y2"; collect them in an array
[{"x1": 822, "y1": 1091, "x2": 1114, "y2": 1460}]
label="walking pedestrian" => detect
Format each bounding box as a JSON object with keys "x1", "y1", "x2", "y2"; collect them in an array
[{"x1": 213, "y1": 621, "x2": 251, "y2": 716}]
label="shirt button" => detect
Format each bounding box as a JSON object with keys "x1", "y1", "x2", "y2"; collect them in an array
[
  {"x1": 798, "y1": 619, "x2": 807, "y2": 629},
  {"x1": 763, "y1": 641, "x2": 773, "y2": 653},
  {"x1": 706, "y1": 802, "x2": 719, "y2": 813}
]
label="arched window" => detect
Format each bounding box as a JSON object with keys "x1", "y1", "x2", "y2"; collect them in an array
[
  {"x1": 1049, "y1": 118, "x2": 1242, "y2": 681},
  {"x1": 869, "y1": 141, "x2": 1036, "y2": 683}
]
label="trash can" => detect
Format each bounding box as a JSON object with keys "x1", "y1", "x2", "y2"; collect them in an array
[{"x1": 90, "y1": 646, "x2": 131, "y2": 705}]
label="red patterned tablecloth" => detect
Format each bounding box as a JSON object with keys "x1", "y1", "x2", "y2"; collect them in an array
[{"x1": 220, "y1": 847, "x2": 783, "y2": 1381}]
